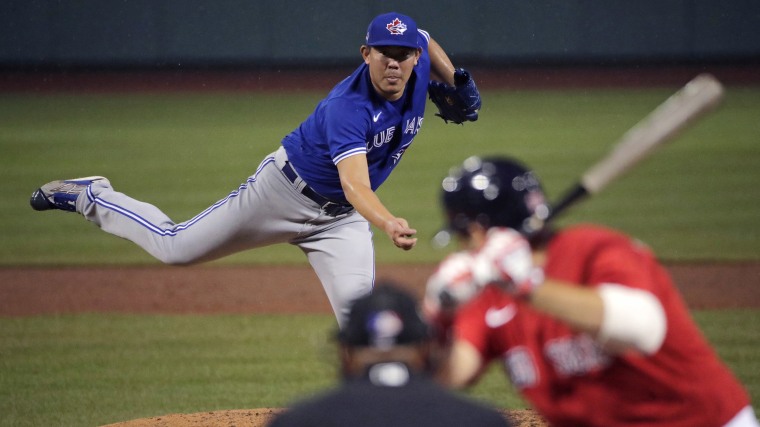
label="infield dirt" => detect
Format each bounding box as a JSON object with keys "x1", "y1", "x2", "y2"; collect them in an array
[
  {"x1": 2, "y1": 262, "x2": 758, "y2": 317},
  {"x1": 2, "y1": 262, "x2": 758, "y2": 427}
]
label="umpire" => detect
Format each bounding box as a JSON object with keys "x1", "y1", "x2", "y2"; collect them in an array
[{"x1": 267, "y1": 282, "x2": 510, "y2": 427}]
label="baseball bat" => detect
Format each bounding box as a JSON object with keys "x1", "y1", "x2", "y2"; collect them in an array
[{"x1": 527, "y1": 73, "x2": 725, "y2": 232}]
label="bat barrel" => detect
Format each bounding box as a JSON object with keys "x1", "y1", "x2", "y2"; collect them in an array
[
  {"x1": 581, "y1": 73, "x2": 724, "y2": 195},
  {"x1": 526, "y1": 73, "x2": 724, "y2": 236}
]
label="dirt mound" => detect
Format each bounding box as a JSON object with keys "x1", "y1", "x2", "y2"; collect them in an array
[{"x1": 101, "y1": 408, "x2": 547, "y2": 427}]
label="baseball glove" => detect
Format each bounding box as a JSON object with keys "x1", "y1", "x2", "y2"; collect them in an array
[{"x1": 428, "y1": 68, "x2": 482, "y2": 124}]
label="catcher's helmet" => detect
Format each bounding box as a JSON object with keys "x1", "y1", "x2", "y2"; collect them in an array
[{"x1": 439, "y1": 156, "x2": 551, "y2": 239}]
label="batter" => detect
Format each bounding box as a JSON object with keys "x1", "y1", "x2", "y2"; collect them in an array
[
  {"x1": 424, "y1": 156, "x2": 758, "y2": 427},
  {"x1": 29, "y1": 12, "x2": 482, "y2": 327}
]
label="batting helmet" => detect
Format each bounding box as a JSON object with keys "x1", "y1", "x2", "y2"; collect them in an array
[{"x1": 438, "y1": 156, "x2": 551, "y2": 240}]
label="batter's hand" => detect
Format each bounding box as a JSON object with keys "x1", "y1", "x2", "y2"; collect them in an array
[
  {"x1": 473, "y1": 227, "x2": 544, "y2": 297},
  {"x1": 385, "y1": 218, "x2": 417, "y2": 250},
  {"x1": 423, "y1": 251, "x2": 478, "y2": 344},
  {"x1": 424, "y1": 251, "x2": 479, "y2": 314}
]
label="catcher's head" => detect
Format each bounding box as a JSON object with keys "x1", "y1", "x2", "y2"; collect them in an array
[
  {"x1": 338, "y1": 282, "x2": 430, "y2": 350},
  {"x1": 337, "y1": 282, "x2": 436, "y2": 381},
  {"x1": 434, "y1": 156, "x2": 551, "y2": 246}
]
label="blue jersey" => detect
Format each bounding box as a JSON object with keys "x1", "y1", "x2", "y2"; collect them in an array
[{"x1": 281, "y1": 30, "x2": 432, "y2": 204}]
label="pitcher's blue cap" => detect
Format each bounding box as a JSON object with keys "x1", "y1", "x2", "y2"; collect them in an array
[{"x1": 365, "y1": 12, "x2": 419, "y2": 49}]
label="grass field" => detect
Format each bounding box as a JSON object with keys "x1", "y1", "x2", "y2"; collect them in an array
[
  {"x1": 2, "y1": 85, "x2": 759, "y2": 264},
  {"x1": 1, "y1": 310, "x2": 758, "y2": 427},
  {"x1": 1, "y1": 86, "x2": 759, "y2": 426}
]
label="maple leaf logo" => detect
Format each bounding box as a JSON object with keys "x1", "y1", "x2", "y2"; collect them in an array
[{"x1": 386, "y1": 18, "x2": 407, "y2": 35}]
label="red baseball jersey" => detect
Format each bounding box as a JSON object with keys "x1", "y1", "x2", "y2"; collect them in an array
[{"x1": 455, "y1": 224, "x2": 750, "y2": 427}]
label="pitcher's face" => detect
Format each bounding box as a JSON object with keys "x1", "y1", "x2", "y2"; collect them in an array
[{"x1": 362, "y1": 45, "x2": 421, "y2": 101}]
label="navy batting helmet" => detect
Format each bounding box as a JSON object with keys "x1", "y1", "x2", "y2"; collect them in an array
[{"x1": 438, "y1": 156, "x2": 551, "y2": 241}]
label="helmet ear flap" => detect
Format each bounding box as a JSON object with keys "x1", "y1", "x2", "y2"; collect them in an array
[
  {"x1": 450, "y1": 213, "x2": 471, "y2": 236},
  {"x1": 474, "y1": 213, "x2": 492, "y2": 229}
]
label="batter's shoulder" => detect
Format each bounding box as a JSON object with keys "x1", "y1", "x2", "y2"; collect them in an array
[
  {"x1": 558, "y1": 223, "x2": 628, "y2": 241},
  {"x1": 550, "y1": 223, "x2": 637, "y2": 255}
]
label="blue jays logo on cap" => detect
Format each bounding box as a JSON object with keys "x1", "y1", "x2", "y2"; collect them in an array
[
  {"x1": 367, "y1": 310, "x2": 403, "y2": 349},
  {"x1": 337, "y1": 283, "x2": 431, "y2": 348},
  {"x1": 365, "y1": 12, "x2": 419, "y2": 49},
  {"x1": 385, "y1": 18, "x2": 408, "y2": 35}
]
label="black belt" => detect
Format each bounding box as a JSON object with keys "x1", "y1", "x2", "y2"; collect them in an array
[{"x1": 281, "y1": 161, "x2": 354, "y2": 217}]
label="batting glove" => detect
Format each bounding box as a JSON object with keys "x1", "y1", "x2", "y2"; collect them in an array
[
  {"x1": 472, "y1": 227, "x2": 544, "y2": 298},
  {"x1": 423, "y1": 251, "x2": 482, "y2": 343},
  {"x1": 424, "y1": 251, "x2": 480, "y2": 314}
]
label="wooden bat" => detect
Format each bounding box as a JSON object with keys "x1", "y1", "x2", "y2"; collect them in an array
[{"x1": 527, "y1": 73, "x2": 725, "y2": 232}]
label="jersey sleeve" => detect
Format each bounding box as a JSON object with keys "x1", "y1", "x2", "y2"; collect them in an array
[
  {"x1": 586, "y1": 236, "x2": 661, "y2": 294},
  {"x1": 321, "y1": 98, "x2": 370, "y2": 165},
  {"x1": 548, "y1": 226, "x2": 664, "y2": 294}
]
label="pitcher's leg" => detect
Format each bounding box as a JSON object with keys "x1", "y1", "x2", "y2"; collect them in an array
[
  {"x1": 77, "y1": 155, "x2": 296, "y2": 264},
  {"x1": 299, "y1": 217, "x2": 375, "y2": 327}
]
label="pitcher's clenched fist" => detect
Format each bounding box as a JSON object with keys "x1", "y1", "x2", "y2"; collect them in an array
[{"x1": 385, "y1": 217, "x2": 417, "y2": 250}]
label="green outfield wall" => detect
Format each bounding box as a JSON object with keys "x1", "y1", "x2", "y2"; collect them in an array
[{"x1": 2, "y1": 0, "x2": 759, "y2": 67}]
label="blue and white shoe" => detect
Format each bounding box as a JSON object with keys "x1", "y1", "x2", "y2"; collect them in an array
[{"x1": 30, "y1": 176, "x2": 108, "y2": 212}]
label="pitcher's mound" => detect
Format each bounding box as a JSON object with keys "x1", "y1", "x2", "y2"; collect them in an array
[
  {"x1": 101, "y1": 409, "x2": 282, "y2": 427},
  {"x1": 101, "y1": 408, "x2": 547, "y2": 426}
]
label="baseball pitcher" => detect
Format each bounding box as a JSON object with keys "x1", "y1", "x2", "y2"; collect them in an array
[{"x1": 29, "y1": 12, "x2": 482, "y2": 327}]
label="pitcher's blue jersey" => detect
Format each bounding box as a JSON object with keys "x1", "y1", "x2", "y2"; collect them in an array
[{"x1": 282, "y1": 30, "x2": 431, "y2": 204}]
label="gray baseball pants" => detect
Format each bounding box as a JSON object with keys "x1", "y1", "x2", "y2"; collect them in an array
[{"x1": 76, "y1": 146, "x2": 375, "y2": 326}]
